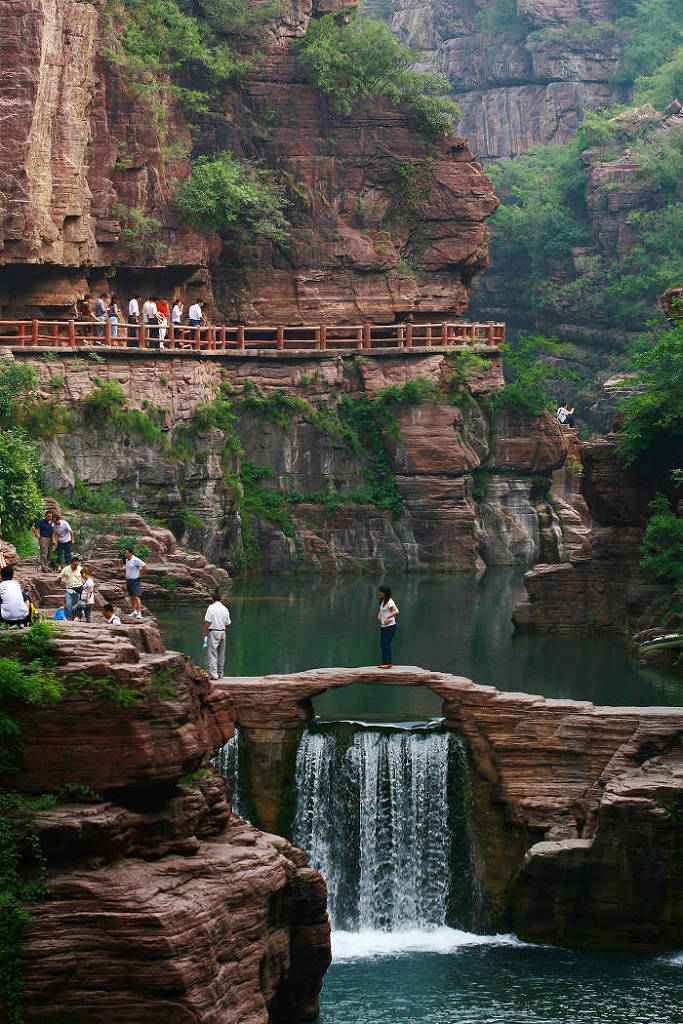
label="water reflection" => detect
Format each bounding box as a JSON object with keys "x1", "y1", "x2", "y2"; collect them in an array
[{"x1": 150, "y1": 569, "x2": 681, "y2": 709}]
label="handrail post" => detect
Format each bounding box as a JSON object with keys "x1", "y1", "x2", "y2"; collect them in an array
[
  {"x1": 237, "y1": 325, "x2": 245, "y2": 351},
  {"x1": 355, "y1": 327, "x2": 363, "y2": 348},
  {"x1": 277, "y1": 325, "x2": 284, "y2": 351},
  {"x1": 105, "y1": 318, "x2": 111, "y2": 346},
  {"x1": 363, "y1": 323, "x2": 371, "y2": 349},
  {"x1": 140, "y1": 324, "x2": 147, "y2": 349},
  {"x1": 425, "y1": 325, "x2": 432, "y2": 347},
  {"x1": 405, "y1": 322, "x2": 412, "y2": 348},
  {"x1": 441, "y1": 322, "x2": 448, "y2": 347},
  {"x1": 31, "y1": 320, "x2": 38, "y2": 346},
  {"x1": 169, "y1": 324, "x2": 175, "y2": 348},
  {"x1": 68, "y1": 320, "x2": 76, "y2": 349},
  {"x1": 319, "y1": 325, "x2": 327, "y2": 351}
]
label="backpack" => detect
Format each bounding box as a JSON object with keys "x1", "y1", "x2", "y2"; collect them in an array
[{"x1": 557, "y1": 407, "x2": 568, "y2": 424}]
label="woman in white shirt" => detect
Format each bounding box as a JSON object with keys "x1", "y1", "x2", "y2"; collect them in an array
[
  {"x1": 377, "y1": 585, "x2": 399, "y2": 669},
  {"x1": 0, "y1": 565, "x2": 30, "y2": 626}
]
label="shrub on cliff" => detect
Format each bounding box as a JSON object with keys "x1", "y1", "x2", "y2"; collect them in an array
[
  {"x1": 0, "y1": 366, "x2": 44, "y2": 551},
  {"x1": 175, "y1": 152, "x2": 289, "y2": 245},
  {"x1": 292, "y1": 12, "x2": 461, "y2": 134},
  {"x1": 491, "y1": 334, "x2": 578, "y2": 418},
  {"x1": 618, "y1": 318, "x2": 683, "y2": 467}
]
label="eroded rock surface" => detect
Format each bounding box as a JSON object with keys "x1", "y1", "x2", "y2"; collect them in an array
[
  {"x1": 513, "y1": 428, "x2": 678, "y2": 633},
  {"x1": 18, "y1": 349, "x2": 569, "y2": 573},
  {"x1": 6, "y1": 622, "x2": 331, "y2": 1023}
]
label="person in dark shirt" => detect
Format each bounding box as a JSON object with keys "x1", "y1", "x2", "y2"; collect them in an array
[{"x1": 32, "y1": 512, "x2": 54, "y2": 572}]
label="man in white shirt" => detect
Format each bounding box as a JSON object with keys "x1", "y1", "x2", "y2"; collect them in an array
[
  {"x1": 52, "y1": 515, "x2": 74, "y2": 568},
  {"x1": 0, "y1": 566, "x2": 30, "y2": 625},
  {"x1": 128, "y1": 295, "x2": 141, "y2": 348},
  {"x1": 124, "y1": 548, "x2": 147, "y2": 619},
  {"x1": 202, "y1": 593, "x2": 231, "y2": 680},
  {"x1": 188, "y1": 299, "x2": 204, "y2": 326}
]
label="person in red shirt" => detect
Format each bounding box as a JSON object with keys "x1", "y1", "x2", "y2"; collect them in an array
[{"x1": 157, "y1": 298, "x2": 169, "y2": 343}]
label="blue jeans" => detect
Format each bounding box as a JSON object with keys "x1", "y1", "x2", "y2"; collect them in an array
[
  {"x1": 56, "y1": 540, "x2": 71, "y2": 565},
  {"x1": 96, "y1": 315, "x2": 106, "y2": 337},
  {"x1": 65, "y1": 588, "x2": 81, "y2": 617},
  {"x1": 380, "y1": 625, "x2": 396, "y2": 665}
]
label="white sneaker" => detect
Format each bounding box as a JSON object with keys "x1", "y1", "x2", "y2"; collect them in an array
[{"x1": 159, "y1": 343, "x2": 166, "y2": 350}]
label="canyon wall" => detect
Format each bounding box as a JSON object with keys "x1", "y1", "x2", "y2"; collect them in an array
[
  {"x1": 513, "y1": 427, "x2": 677, "y2": 635},
  {"x1": 3, "y1": 621, "x2": 331, "y2": 1023},
  {"x1": 13, "y1": 348, "x2": 569, "y2": 574},
  {"x1": 215, "y1": 665, "x2": 683, "y2": 950},
  {"x1": 387, "y1": 0, "x2": 625, "y2": 161},
  {"x1": 0, "y1": 0, "x2": 497, "y2": 323}
]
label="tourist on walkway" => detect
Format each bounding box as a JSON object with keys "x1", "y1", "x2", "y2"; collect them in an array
[
  {"x1": 144, "y1": 296, "x2": 165, "y2": 349},
  {"x1": 60, "y1": 556, "x2": 84, "y2": 619},
  {"x1": 171, "y1": 300, "x2": 185, "y2": 346},
  {"x1": 124, "y1": 547, "x2": 147, "y2": 618},
  {"x1": 157, "y1": 298, "x2": 169, "y2": 342},
  {"x1": 32, "y1": 511, "x2": 55, "y2": 571},
  {"x1": 108, "y1": 295, "x2": 120, "y2": 340},
  {"x1": 0, "y1": 565, "x2": 30, "y2": 626},
  {"x1": 95, "y1": 293, "x2": 108, "y2": 337},
  {"x1": 188, "y1": 298, "x2": 204, "y2": 344},
  {"x1": 377, "y1": 585, "x2": 399, "y2": 669},
  {"x1": 557, "y1": 401, "x2": 576, "y2": 428},
  {"x1": 103, "y1": 603, "x2": 121, "y2": 625},
  {"x1": 52, "y1": 515, "x2": 74, "y2": 569},
  {"x1": 78, "y1": 295, "x2": 97, "y2": 337},
  {"x1": 128, "y1": 295, "x2": 141, "y2": 347},
  {"x1": 202, "y1": 592, "x2": 231, "y2": 680}
]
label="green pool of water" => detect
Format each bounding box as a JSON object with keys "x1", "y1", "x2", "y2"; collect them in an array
[{"x1": 151, "y1": 569, "x2": 681, "y2": 710}]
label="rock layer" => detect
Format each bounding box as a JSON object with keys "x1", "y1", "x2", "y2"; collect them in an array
[
  {"x1": 215, "y1": 665, "x2": 683, "y2": 949},
  {"x1": 513, "y1": 428, "x2": 678, "y2": 633},
  {"x1": 15, "y1": 348, "x2": 569, "y2": 573},
  {"x1": 5, "y1": 621, "x2": 331, "y2": 1023}
]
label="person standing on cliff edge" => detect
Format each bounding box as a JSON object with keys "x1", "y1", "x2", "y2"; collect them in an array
[
  {"x1": 377, "y1": 585, "x2": 399, "y2": 669},
  {"x1": 203, "y1": 593, "x2": 231, "y2": 680},
  {"x1": 124, "y1": 547, "x2": 147, "y2": 619}
]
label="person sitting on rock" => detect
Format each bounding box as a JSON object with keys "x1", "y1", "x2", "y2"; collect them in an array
[
  {"x1": 556, "y1": 401, "x2": 576, "y2": 428},
  {"x1": 0, "y1": 565, "x2": 31, "y2": 627},
  {"x1": 53, "y1": 604, "x2": 69, "y2": 621},
  {"x1": 102, "y1": 602, "x2": 121, "y2": 626}
]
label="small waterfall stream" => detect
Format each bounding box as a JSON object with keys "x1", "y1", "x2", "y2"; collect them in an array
[{"x1": 292, "y1": 722, "x2": 480, "y2": 933}]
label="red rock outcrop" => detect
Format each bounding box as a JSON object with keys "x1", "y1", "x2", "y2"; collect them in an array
[
  {"x1": 215, "y1": 664, "x2": 683, "y2": 948},
  {"x1": 0, "y1": 0, "x2": 497, "y2": 324},
  {"x1": 4, "y1": 622, "x2": 331, "y2": 1023},
  {"x1": 512, "y1": 428, "x2": 677, "y2": 633}
]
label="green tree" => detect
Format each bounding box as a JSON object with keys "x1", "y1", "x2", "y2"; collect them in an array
[
  {"x1": 0, "y1": 366, "x2": 44, "y2": 549},
  {"x1": 618, "y1": 318, "x2": 683, "y2": 467},
  {"x1": 492, "y1": 334, "x2": 578, "y2": 418},
  {"x1": 175, "y1": 152, "x2": 290, "y2": 245},
  {"x1": 292, "y1": 12, "x2": 460, "y2": 133}
]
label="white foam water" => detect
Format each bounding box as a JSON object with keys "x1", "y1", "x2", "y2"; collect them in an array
[
  {"x1": 659, "y1": 952, "x2": 683, "y2": 967},
  {"x1": 332, "y1": 927, "x2": 528, "y2": 961}
]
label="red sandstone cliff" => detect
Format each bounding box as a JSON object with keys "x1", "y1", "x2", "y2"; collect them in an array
[
  {"x1": 0, "y1": 0, "x2": 497, "y2": 323},
  {"x1": 3, "y1": 622, "x2": 331, "y2": 1023}
]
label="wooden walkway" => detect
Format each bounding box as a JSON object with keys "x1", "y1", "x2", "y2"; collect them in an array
[{"x1": 0, "y1": 318, "x2": 505, "y2": 353}]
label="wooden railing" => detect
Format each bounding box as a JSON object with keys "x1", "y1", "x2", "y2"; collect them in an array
[{"x1": 0, "y1": 318, "x2": 505, "y2": 352}]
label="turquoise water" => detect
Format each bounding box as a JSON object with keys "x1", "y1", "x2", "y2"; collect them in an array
[
  {"x1": 317, "y1": 940, "x2": 683, "y2": 1024},
  {"x1": 152, "y1": 569, "x2": 682, "y2": 709}
]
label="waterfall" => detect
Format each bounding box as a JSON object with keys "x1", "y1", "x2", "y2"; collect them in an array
[
  {"x1": 212, "y1": 728, "x2": 244, "y2": 817},
  {"x1": 292, "y1": 723, "x2": 479, "y2": 933}
]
